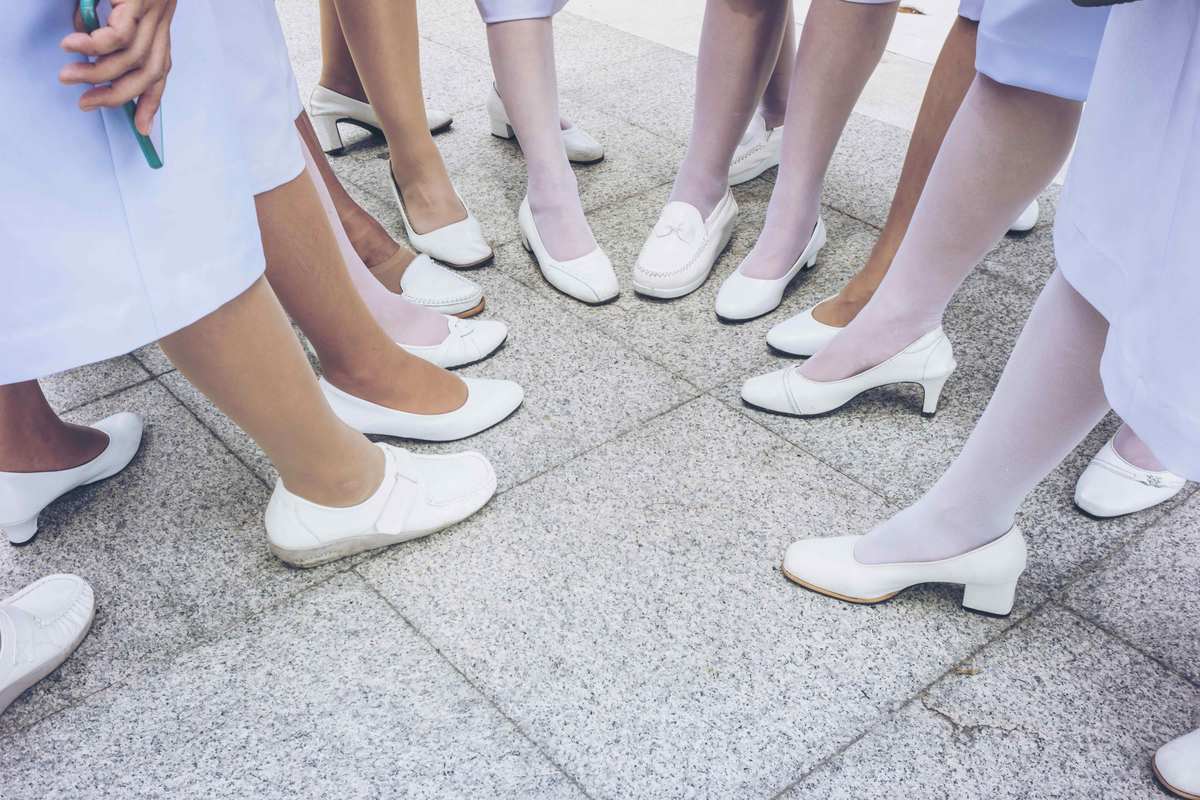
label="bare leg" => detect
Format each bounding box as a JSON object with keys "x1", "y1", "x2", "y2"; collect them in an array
[
  {"x1": 160, "y1": 279, "x2": 385, "y2": 507},
  {"x1": 802, "y1": 75, "x2": 1081, "y2": 381},
  {"x1": 738, "y1": 0, "x2": 897, "y2": 280},
  {"x1": 322, "y1": 0, "x2": 465, "y2": 234},
  {"x1": 0, "y1": 382, "x2": 107, "y2": 473},
  {"x1": 856, "y1": 270, "x2": 1110, "y2": 563},
  {"x1": 252, "y1": 167, "x2": 467, "y2": 413},
  {"x1": 487, "y1": 17, "x2": 594, "y2": 261},
  {"x1": 814, "y1": 15, "x2": 978, "y2": 327},
  {"x1": 760, "y1": 3, "x2": 796, "y2": 129},
  {"x1": 670, "y1": 0, "x2": 793, "y2": 217}
]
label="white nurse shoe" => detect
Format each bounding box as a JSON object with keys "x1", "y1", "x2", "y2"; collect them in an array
[
  {"x1": 765, "y1": 295, "x2": 843, "y2": 356},
  {"x1": 1, "y1": 412, "x2": 144, "y2": 545},
  {"x1": 399, "y1": 317, "x2": 509, "y2": 370},
  {"x1": 1155, "y1": 728, "x2": 1200, "y2": 800},
  {"x1": 781, "y1": 526, "x2": 1027, "y2": 616},
  {"x1": 518, "y1": 196, "x2": 619, "y2": 305},
  {"x1": 390, "y1": 171, "x2": 493, "y2": 269},
  {"x1": 486, "y1": 85, "x2": 605, "y2": 165},
  {"x1": 633, "y1": 190, "x2": 738, "y2": 299},
  {"x1": 0, "y1": 574, "x2": 95, "y2": 716},
  {"x1": 319, "y1": 377, "x2": 523, "y2": 442},
  {"x1": 309, "y1": 85, "x2": 451, "y2": 153},
  {"x1": 729, "y1": 111, "x2": 783, "y2": 186},
  {"x1": 1074, "y1": 435, "x2": 1186, "y2": 517},
  {"x1": 714, "y1": 217, "x2": 826, "y2": 321},
  {"x1": 741, "y1": 328, "x2": 957, "y2": 417},
  {"x1": 396, "y1": 254, "x2": 486, "y2": 317},
  {"x1": 1009, "y1": 199, "x2": 1039, "y2": 233},
  {"x1": 265, "y1": 443, "x2": 495, "y2": 568}
]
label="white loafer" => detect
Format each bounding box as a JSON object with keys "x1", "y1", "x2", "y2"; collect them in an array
[
  {"x1": 1, "y1": 412, "x2": 144, "y2": 545},
  {"x1": 265, "y1": 443, "x2": 495, "y2": 568},
  {"x1": 1009, "y1": 199, "x2": 1039, "y2": 233},
  {"x1": 729, "y1": 112, "x2": 783, "y2": 186},
  {"x1": 715, "y1": 217, "x2": 826, "y2": 321},
  {"x1": 486, "y1": 85, "x2": 604, "y2": 165},
  {"x1": 398, "y1": 254, "x2": 485, "y2": 317},
  {"x1": 309, "y1": 85, "x2": 451, "y2": 153},
  {"x1": 0, "y1": 574, "x2": 95, "y2": 715},
  {"x1": 399, "y1": 317, "x2": 509, "y2": 369},
  {"x1": 633, "y1": 190, "x2": 738, "y2": 299},
  {"x1": 390, "y1": 172, "x2": 493, "y2": 269},
  {"x1": 782, "y1": 526, "x2": 1027, "y2": 616},
  {"x1": 517, "y1": 196, "x2": 618, "y2": 304},
  {"x1": 320, "y1": 377, "x2": 523, "y2": 442},
  {"x1": 1155, "y1": 728, "x2": 1200, "y2": 800},
  {"x1": 766, "y1": 295, "x2": 843, "y2": 356},
  {"x1": 741, "y1": 328, "x2": 956, "y2": 416},
  {"x1": 1074, "y1": 435, "x2": 1186, "y2": 518}
]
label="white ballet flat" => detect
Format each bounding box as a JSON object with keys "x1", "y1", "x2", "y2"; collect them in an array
[
  {"x1": 309, "y1": 85, "x2": 451, "y2": 153},
  {"x1": 1155, "y1": 728, "x2": 1200, "y2": 800},
  {"x1": 517, "y1": 196, "x2": 618, "y2": 305},
  {"x1": 399, "y1": 317, "x2": 509, "y2": 370},
  {"x1": 1009, "y1": 198, "x2": 1039, "y2": 233},
  {"x1": 486, "y1": 85, "x2": 604, "y2": 165},
  {"x1": 0, "y1": 574, "x2": 95, "y2": 715},
  {"x1": 398, "y1": 254, "x2": 485, "y2": 317},
  {"x1": 265, "y1": 443, "x2": 495, "y2": 568},
  {"x1": 766, "y1": 295, "x2": 843, "y2": 356},
  {"x1": 741, "y1": 328, "x2": 956, "y2": 416},
  {"x1": 729, "y1": 112, "x2": 783, "y2": 186},
  {"x1": 782, "y1": 526, "x2": 1027, "y2": 616},
  {"x1": 0, "y1": 412, "x2": 144, "y2": 545},
  {"x1": 714, "y1": 217, "x2": 826, "y2": 321},
  {"x1": 320, "y1": 377, "x2": 523, "y2": 442},
  {"x1": 390, "y1": 172, "x2": 492, "y2": 269},
  {"x1": 1074, "y1": 435, "x2": 1186, "y2": 518},
  {"x1": 633, "y1": 190, "x2": 738, "y2": 299}
]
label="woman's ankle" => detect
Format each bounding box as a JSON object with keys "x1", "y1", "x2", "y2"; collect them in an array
[
  {"x1": 318, "y1": 71, "x2": 367, "y2": 104},
  {"x1": 0, "y1": 422, "x2": 109, "y2": 473}
]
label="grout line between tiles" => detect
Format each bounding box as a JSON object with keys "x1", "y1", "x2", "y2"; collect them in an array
[{"x1": 57, "y1": 372, "x2": 157, "y2": 415}]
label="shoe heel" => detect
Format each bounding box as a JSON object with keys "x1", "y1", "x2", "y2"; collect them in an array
[
  {"x1": 962, "y1": 580, "x2": 1018, "y2": 616},
  {"x1": 4, "y1": 516, "x2": 38, "y2": 545},
  {"x1": 311, "y1": 114, "x2": 345, "y2": 155},
  {"x1": 921, "y1": 374, "x2": 950, "y2": 414},
  {"x1": 489, "y1": 114, "x2": 515, "y2": 140}
]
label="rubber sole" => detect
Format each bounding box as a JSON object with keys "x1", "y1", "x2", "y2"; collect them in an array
[
  {"x1": 454, "y1": 299, "x2": 486, "y2": 319},
  {"x1": 781, "y1": 563, "x2": 899, "y2": 605},
  {"x1": 270, "y1": 527, "x2": 442, "y2": 569},
  {"x1": 1155, "y1": 759, "x2": 1200, "y2": 800}
]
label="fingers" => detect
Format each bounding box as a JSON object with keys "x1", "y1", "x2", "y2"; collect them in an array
[
  {"x1": 60, "y1": 0, "x2": 145, "y2": 58},
  {"x1": 132, "y1": 32, "x2": 171, "y2": 135},
  {"x1": 76, "y1": 26, "x2": 169, "y2": 113},
  {"x1": 60, "y1": 2, "x2": 161, "y2": 87}
]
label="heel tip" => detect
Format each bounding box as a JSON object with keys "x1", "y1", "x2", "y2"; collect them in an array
[{"x1": 4, "y1": 518, "x2": 39, "y2": 545}]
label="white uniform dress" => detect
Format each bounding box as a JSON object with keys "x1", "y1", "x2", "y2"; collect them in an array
[
  {"x1": 1055, "y1": 0, "x2": 1200, "y2": 479},
  {"x1": 0, "y1": 1, "x2": 266, "y2": 385}
]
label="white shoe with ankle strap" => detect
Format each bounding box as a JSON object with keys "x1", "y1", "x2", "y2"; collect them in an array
[
  {"x1": 741, "y1": 328, "x2": 957, "y2": 416},
  {"x1": 782, "y1": 526, "x2": 1028, "y2": 616},
  {"x1": 309, "y1": 85, "x2": 452, "y2": 153},
  {"x1": 486, "y1": 85, "x2": 604, "y2": 165},
  {"x1": 265, "y1": 443, "x2": 495, "y2": 568}
]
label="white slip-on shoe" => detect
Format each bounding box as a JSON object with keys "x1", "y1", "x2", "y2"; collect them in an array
[
  {"x1": 0, "y1": 574, "x2": 95, "y2": 715},
  {"x1": 633, "y1": 190, "x2": 739, "y2": 299},
  {"x1": 1009, "y1": 199, "x2": 1039, "y2": 233},
  {"x1": 309, "y1": 85, "x2": 451, "y2": 153},
  {"x1": 486, "y1": 85, "x2": 604, "y2": 165},
  {"x1": 715, "y1": 217, "x2": 827, "y2": 321},
  {"x1": 1074, "y1": 436, "x2": 1186, "y2": 518},
  {"x1": 741, "y1": 328, "x2": 957, "y2": 416},
  {"x1": 399, "y1": 317, "x2": 509, "y2": 370},
  {"x1": 781, "y1": 526, "x2": 1027, "y2": 616},
  {"x1": 518, "y1": 196, "x2": 619, "y2": 304},
  {"x1": 729, "y1": 112, "x2": 783, "y2": 186},
  {"x1": 1, "y1": 412, "x2": 144, "y2": 545},
  {"x1": 398, "y1": 254, "x2": 486, "y2": 317},
  {"x1": 766, "y1": 295, "x2": 843, "y2": 356},
  {"x1": 1155, "y1": 728, "x2": 1200, "y2": 800},
  {"x1": 265, "y1": 443, "x2": 495, "y2": 568},
  {"x1": 320, "y1": 377, "x2": 523, "y2": 442},
  {"x1": 390, "y1": 171, "x2": 493, "y2": 269}
]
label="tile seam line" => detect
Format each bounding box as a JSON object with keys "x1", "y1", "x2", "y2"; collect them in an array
[
  {"x1": 353, "y1": 573, "x2": 599, "y2": 800},
  {"x1": 56, "y1": 371, "x2": 156, "y2": 415}
]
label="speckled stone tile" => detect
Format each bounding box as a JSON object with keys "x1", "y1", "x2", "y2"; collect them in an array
[
  {"x1": 779, "y1": 606, "x2": 1200, "y2": 800},
  {"x1": 358, "y1": 396, "x2": 1042, "y2": 800},
  {"x1": 0, "y1": 381, "x2": 347, "y2": 735},
  {"x1": 1064, "y1": 495, "x2": 1200, "y2": 683},
  {"x1": 129, "y1": 343, "x2": 174, "y2": 376},
  {"x1": 37, "y1": 356, "x2": 150, "y2": 413},
  {"x1": 0, "y1": 573, "x2": 583, "y2": 800},
  {"x1": 981, "y1": 184, "x2": 1062, "y2": 292}
]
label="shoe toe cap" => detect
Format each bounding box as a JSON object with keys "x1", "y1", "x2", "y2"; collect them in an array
[
  {"x1": 782, "y1": 536, "x2": 868, "y2": 597},
  {"x1": 414, "y1": 450, "x2": 499, "y2": 520},
  {"x1": 10, "y1": 574, "x2": 95, "y2": 628},
  {"x1": 1155, "y1": 730, "x2": 1200, "y2": 793},
  {"x1": 766, "y1": 313, "x2": 838, "y2": 357},
  {"x1": 463, "y1": 377, "x2": 525, "y2": 426},
  {"x1": 740, "y1": 369, "x2": 793, "y2": 413},
  {"x1": 714, "y1": 274, "x2": 767, "y2": 320}
]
